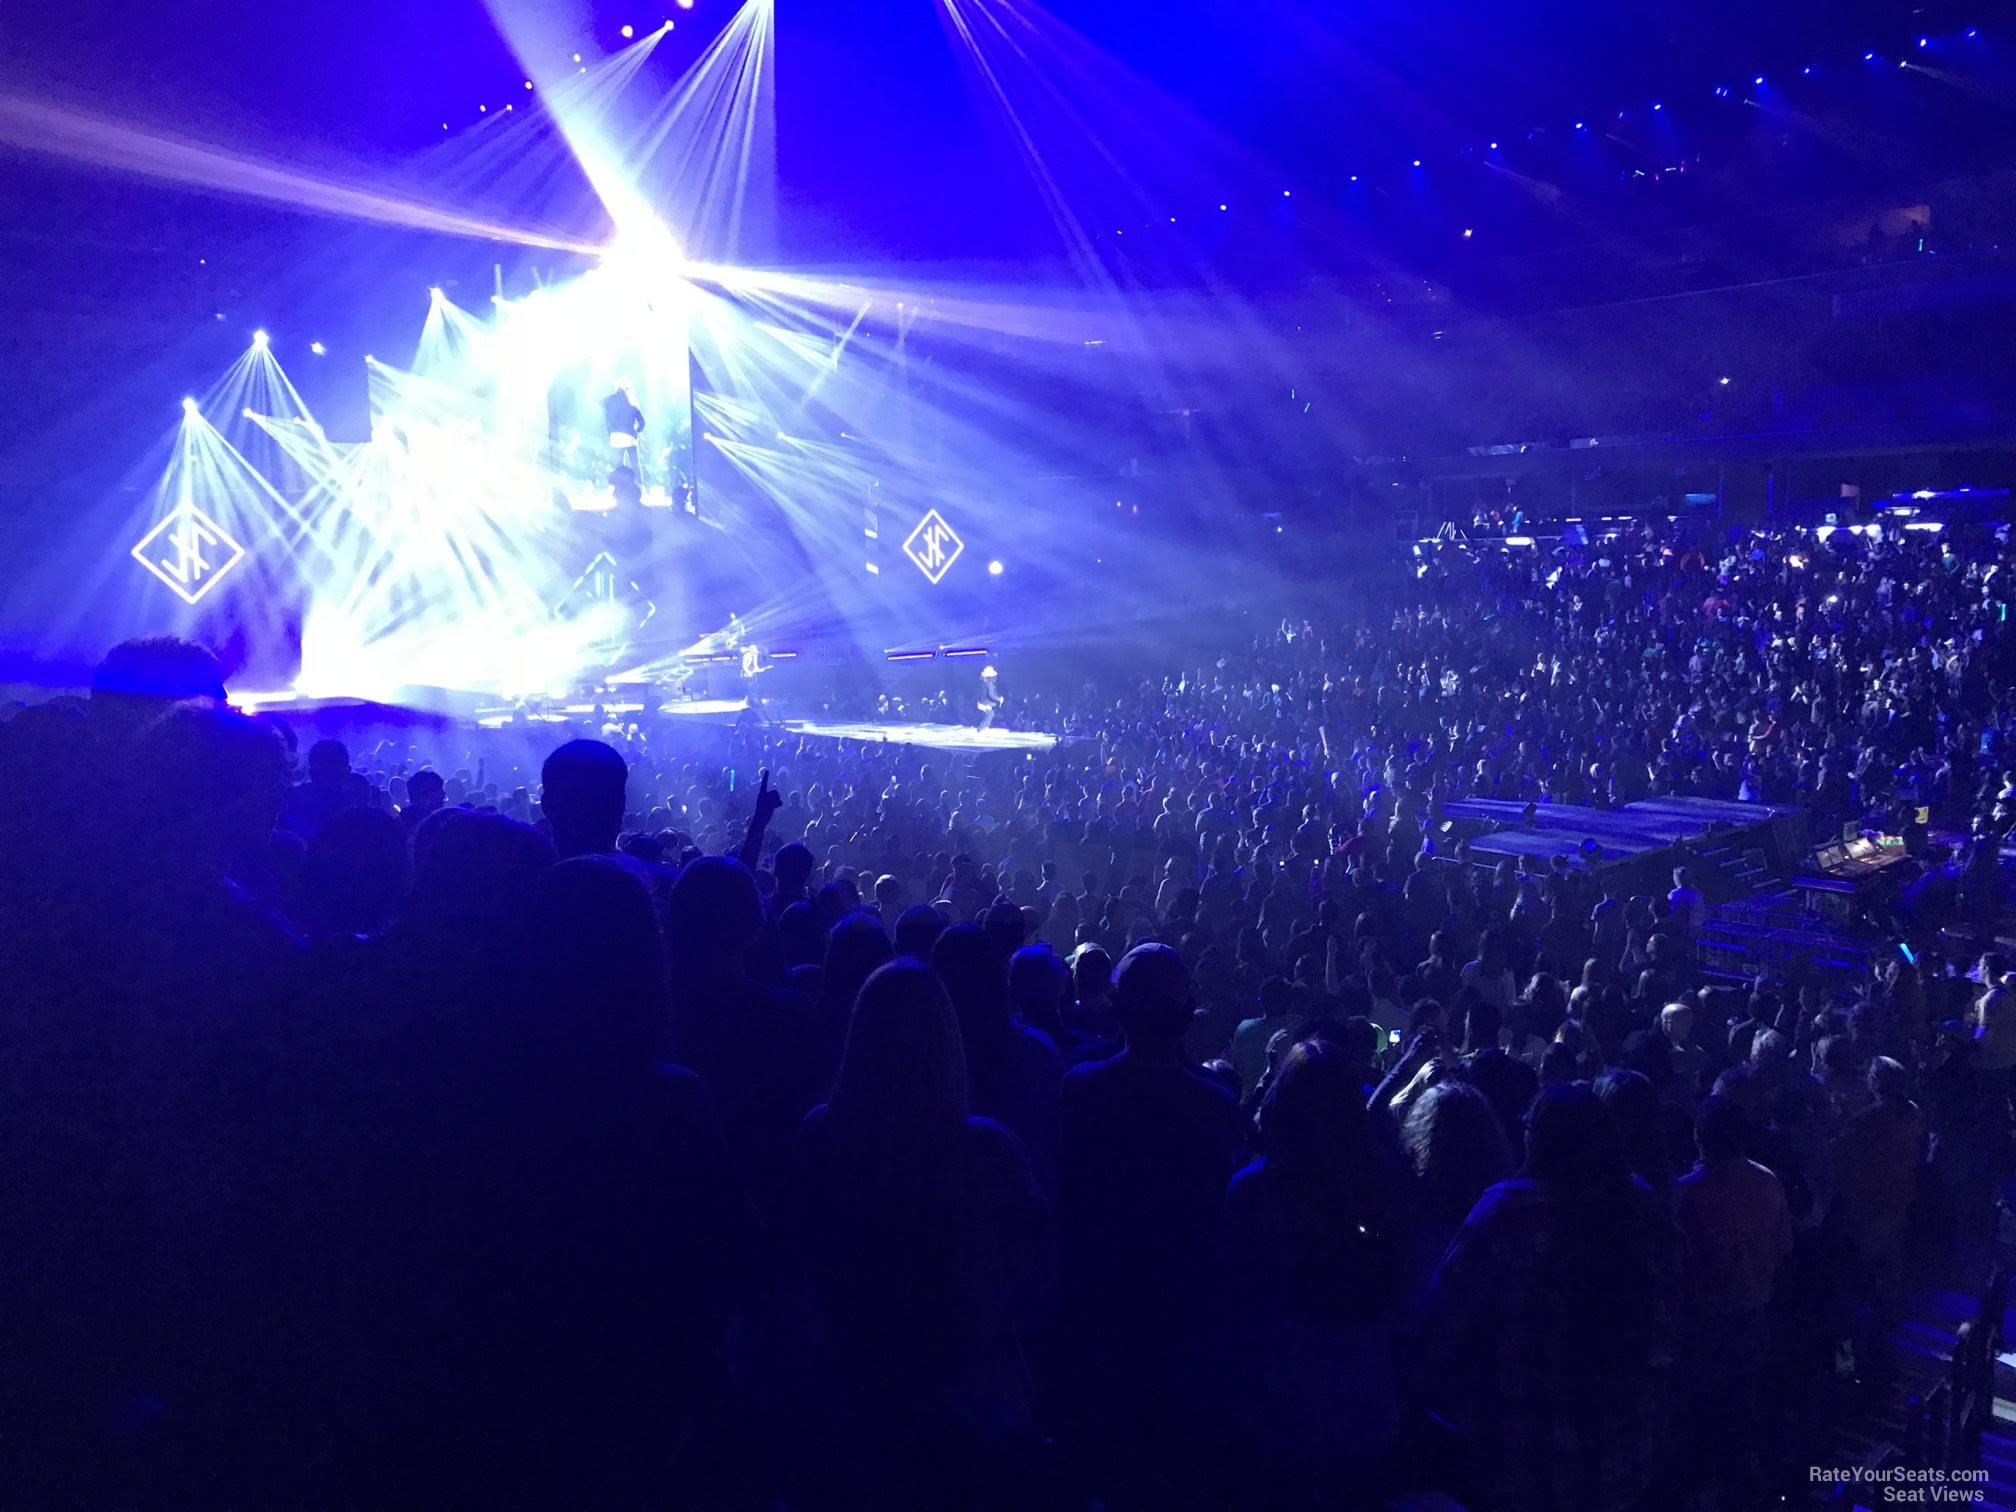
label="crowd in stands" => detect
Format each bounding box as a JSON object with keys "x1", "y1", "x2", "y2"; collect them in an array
[{"x1": 7, "y1": 512, "x2": 2016, "y2": 1509}]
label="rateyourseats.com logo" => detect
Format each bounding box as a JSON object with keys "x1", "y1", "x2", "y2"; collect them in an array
[
  {"x1": 131, "y1": 503, "x2": 246, "y2": 605},
  {"x1": 1809, "y1": 1465, "x2": 1989, "y2": 1503}
]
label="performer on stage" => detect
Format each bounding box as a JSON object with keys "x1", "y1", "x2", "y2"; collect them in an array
[
  {"x1": 978, "y1": 664, "x2": 1004, "y2": 731},
  {"x1": 740, "y1": 640, "x2": 775, "y2": 725}
]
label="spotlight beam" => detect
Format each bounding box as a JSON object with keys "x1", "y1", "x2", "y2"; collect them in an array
[{"x1": 0, "y1": 95, "x2": 602, "y2": 254}]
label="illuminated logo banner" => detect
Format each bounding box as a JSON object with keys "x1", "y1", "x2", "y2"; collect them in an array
[
  {"x1": 554, "y1": 551, "x2": 657, "y2": 666},
  {"x1": 902, "y1": 508, "x2": 964, "y2": 584},
  {"x1": 131, "y1": 502, "x2": 246, "y2": 605}
]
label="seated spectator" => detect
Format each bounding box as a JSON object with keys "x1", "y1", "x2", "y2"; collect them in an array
[
  {"x1": 1007, "y1": 942, "x2": 1071, "y2": 1046},
  {"x1": 284, "y1": 738, "x2": 357, "y2": 836},
  {"x1": 894, "y1": 901, "x2": 947, "y2": 959},
  {"x1": 933, "y1": 923, "x2": 1063, "y2": 1191},
  {"x1": 815, "y1": 911, "x2": 896, "y2": 1058},
  {"x1": 1829, "y1": 1056, "x2": 1925, "y2": 1316},
  {"x1": 771, "y1": 840, "x2": 815, "y2": 915},
  {"x1": 1662, "y1": 999, "x2": 1708, "y2": 1099},
  {"x1": 665, "y1": 857, "x2": 826, "y2": 1210},
  {"x1": 1675, "y1": 1096, "x2": 1793, "y2": 1489},
  {"x1": 1668, "y1": 864, "x2": 1707, "y2": 935},
  {"x1": 1423, "y1": 1083, "x2": 1682, "y2": 1512},
  {"x1": 1215, "y1": 1040, "x2": 1407, "y2": 1486},
  {"x1": 1058, "y1": 943, "x2": 1243, "y2": 1496},
  {"x1": 301, "y1": 806, "x2": 409, "y2": 937},
  {"x1": 1065, "y1": 942, "x2": 1120, "y2": 1058},
  {"x1": 872, "y1": 871, "x2": 905, "y2": 933},
  {"x1": 398, "y1": 767, "x2": 445, "y2": 836},
  {"x1": 1401, "y1": 1078, "x2": 1515, "y2": 1281},
  {"x1": 796, "y1": 960, "x2": 1044, "y2": 1501},
  {"x1": 1460, "y1": 927, "x2": 1517, "y2": 1013},
  {"x1": 89, "y1": 633, "x2": 228, "y2": 744},
  {"x1": 1232, "y1": 975, "x2": 1302, "y2": 1094}
]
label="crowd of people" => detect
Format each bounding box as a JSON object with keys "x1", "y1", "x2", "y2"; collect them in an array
[{"x1": 6, "y1": 512, "x2": 2016, "y2": 1509}]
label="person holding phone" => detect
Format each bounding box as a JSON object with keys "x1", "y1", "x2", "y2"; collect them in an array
[{"x1": 1232, "y1": 976, "x2": 1303, "y2": 1096}]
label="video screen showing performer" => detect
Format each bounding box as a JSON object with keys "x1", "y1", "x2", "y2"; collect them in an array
[
  {"x1": 603, "y1": 382, "x2": 645, "y2": 466},
  {"x1": 549, "y1": 294, "x2": 694, "y2": 510}
]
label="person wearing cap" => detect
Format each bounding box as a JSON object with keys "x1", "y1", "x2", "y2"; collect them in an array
[{"x1": 1057, "y1": 943, "x2": 1243, "y2": 1490}]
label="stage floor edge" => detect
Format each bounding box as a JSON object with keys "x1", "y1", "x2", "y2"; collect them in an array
[
  {"x1": 651, "y1": 700, "x2": 1060, "y2": 752},
  {"x1": 781, "y1": 718, "x2": 1058, "y2": 754}
]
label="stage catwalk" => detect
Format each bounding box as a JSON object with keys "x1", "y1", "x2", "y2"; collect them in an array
[{"x1": 654, "y1": 698, "x2": 1060, "y2": 754}]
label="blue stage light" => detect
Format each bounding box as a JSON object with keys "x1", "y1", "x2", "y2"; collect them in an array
[
  {"x1": 310, "y1": 341, "x2": 326, "y2": 356},
  {"x1": 1651, "y1": 102, "x2": 1662, "y2": 111},
  {"x1": 1411, "y1": 159, "x2": 1421, "y2": 167},
  {"x1": 1864, "y1": 51, "x2": 1876, "y2": 61},
  {"x1": 251, "y1": 329, "x2": 268, "y2": 349},
  {"x1": 1462, "y1": 228, "x2": 1473, "y2": 238},
  {"x1": 1802, "y1": 66, "x2": 1813, "y2": 75},
  {"x1": 1489, "y1": 140, "x2": 1499, "y2": 148},
  {"x1": 621, "y1": 24, "x2": 634, "y2": 38},
  {"x1": 1218, "y1": 202, "x2": 1227, "y2": 210},
  {"x1": 1918, "y1": 36, "x2": 1928, "y2": 48},
  {"x1": 1753, "y1": 75, "x2": 1764, "y2": 85},
  {"x1": 987, "y1": 560, "x2": 1004, "y2": 577},
  {"x1": 1281, "y1": 188, "x2": 1291, "y2": 196},
  {"x1": 1574, "y1": 120, "x2": 1585, "y2": 130},
  {"x1": 181, "y1": 396, "x2": 199, "y2": 416}
]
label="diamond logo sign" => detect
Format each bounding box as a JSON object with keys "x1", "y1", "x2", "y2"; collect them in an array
[
  {"x1": 131, "y1": 502, "x2": 246, "y2": 605},
  {"x1": 902, "y1": 508, "x2": 964, "y2": 584}
]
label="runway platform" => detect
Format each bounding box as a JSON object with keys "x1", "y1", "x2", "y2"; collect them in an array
[
  {"x1": 656, "y1": 698, "x2": 1061, "y2": 754},
  {"x1": 1440, "y1": 795, "x2": 1804, "y2": 870},
  {"x1": 788, "y1": 719, "x2": 1058, "y2": 754},
  {"x1": 228, "y1": 688, "x2": 1062, "y2": 758}
]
